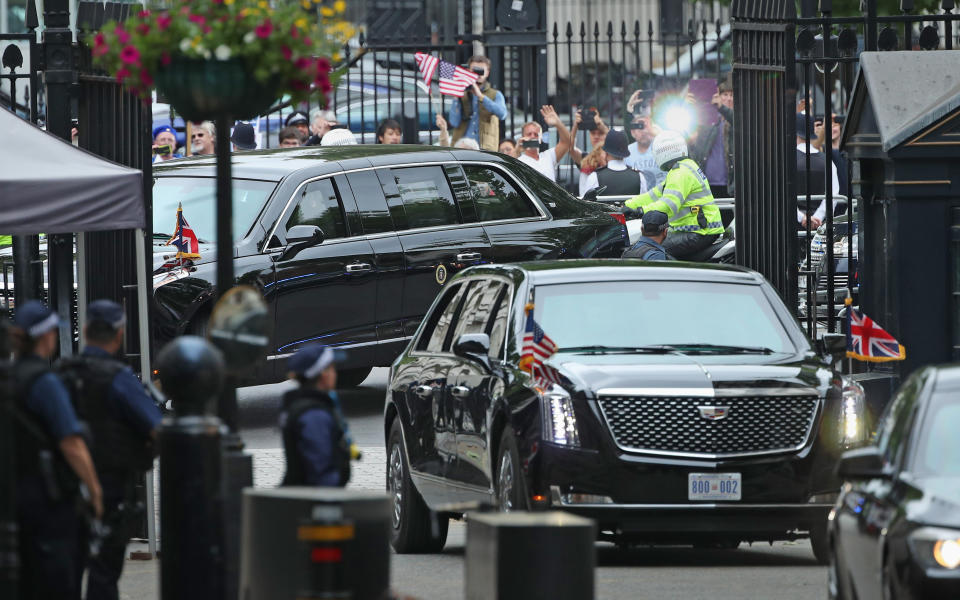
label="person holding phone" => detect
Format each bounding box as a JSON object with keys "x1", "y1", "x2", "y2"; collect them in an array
[
  {"x1": 449, "y1": 55, "x2": 507, "y2": 151},
  {"x1": 624, "y1": 90, "x2": 665, "y2": 189},
  {"x1": 688, "y1": 78, "x2": 735, "y2": 198},
  {"x1": 569, "y1": 108, "x2": 609, "y2": 168},
  {"x1": 517, "y1": 105, "x2": 572, "y2": 183},
  {"x1": 151, "y1": 125, "x2": 182, "y2": 163}
]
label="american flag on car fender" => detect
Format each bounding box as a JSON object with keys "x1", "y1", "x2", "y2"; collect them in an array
[
  {"x1": 166, "y1": 203, "x2": 201, "y2": 260},
  {"x1": 846, "y1": 298, "x2": 905, "y2": 362},
  {"x1": 520, "y1": 307, "x2": 558, "y2": 375}
]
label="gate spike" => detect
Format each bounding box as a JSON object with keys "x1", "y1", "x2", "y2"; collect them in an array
[
  {"x1": 634, "y1": 20, "x2": 641, "y2": 38},
  {"x1": 552, "y1": 22, "x2": 558, "y2": 40},
  {"x1": 819, "y1": 0, "x2": 833, "y2": 13},
  {"x1": 26, "y1": 0, "x2": 38, "y2": 30},
  {"x1": 566, "y1": 21, "x2": 573, "y2": 38},
  {"x1": 900, "y1": 0, "x2": 914, "y2": 11},
  {"x1": 942, "y1": 0, "x2": 955, "y2": 11},
  {"x1": 702, "y1": 20, "x2": 708, "y2": 36},
  {"x1": 593, "y1": 21, "x2": 600, "y2": 37},
  {"x1": 621, "y1": 21, "x2": 627, "y2": 39},
  {"x1": 716, "y1": 19, "x2": 723, "y2": 37},
  {"x1": 607, "y1": 21, "x2": 614, "y2": 38},
  {"x1": 648, "y1": 20, "x2": 654, "y2": 37},
  {"x1": 580, "y1": 22, "x2": 586, "y2": 39}
]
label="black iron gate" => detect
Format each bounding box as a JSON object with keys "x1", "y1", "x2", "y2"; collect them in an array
[{"x1": 730, "y1": 0, "x2": 798, "y2": 315}]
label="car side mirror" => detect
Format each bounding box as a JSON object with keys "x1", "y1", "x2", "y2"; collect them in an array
[
  {"x1": 836, "y1": 446, "x2": 890, "y2": 480},
  {"x1": 581, "y1": 185, "x2": 608, "y2": 202},
  {"x1": 277, "y1": 225, "x2": 324, "y2": 261},
  {"x1": 453, "y1": 333, "x2": 492, "y2": 372},
  {"x1": 817, "y1": 333, "x2": 847, "y2": 361}
]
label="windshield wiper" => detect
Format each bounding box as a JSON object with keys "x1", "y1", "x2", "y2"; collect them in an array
[
  {"x1": 558, "y1": 345, "x2": 679, "y2": 355},
  {"x1": 667, "y1": 344, "x2": 776, "y2": 355}
]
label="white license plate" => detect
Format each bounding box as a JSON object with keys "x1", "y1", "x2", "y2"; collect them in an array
[{"x1": 688, "y1": 473, "x2": 742, "y2": 501}]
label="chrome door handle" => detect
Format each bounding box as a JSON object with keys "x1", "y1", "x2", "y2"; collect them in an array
[
  {"x1": 456, "y1": 252, "x2": 482, "y2": 262},
  {"x1": 414, "y1": 385, "x2": 433, "y2": 399},
  {"x1": 450, "y1": 385, "x2": 471, "y2": 399},
  {"x1": 345, "y1": 263, "x2": 372, "y2": 274}
]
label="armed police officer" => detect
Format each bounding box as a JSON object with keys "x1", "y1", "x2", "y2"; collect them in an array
[
  {"x1": 623, "y1": 131, "x2": 724, "y2": 260},
  {"x1": 279, "y1": 344, "x2": 355, "y2": 487},
  {"x1": 58, "y1": 300, "x2": 162, "y2": 600},
  {"x1": 622, "y1": 211, "x2": 673, "y2": 261},
  {"x1": 11, "y1": 301, "x2": 102, "y2": 600}
]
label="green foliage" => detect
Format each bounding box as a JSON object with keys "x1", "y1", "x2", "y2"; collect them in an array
[{"x1": 91, "y1": 0, "x2": 355, "y2": 103}]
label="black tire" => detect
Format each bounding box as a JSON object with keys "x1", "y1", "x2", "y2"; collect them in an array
[
  {"x1": 338, "y1": 366, "x2": 373, "y2": 388},
  {"x1": 810, "y1": 519, "x2": 830, "y2": 565},
  {"x1": 827, "y1": 536, "x2": 847, "y2": 600},
  {"x1": 386, "y1": 419, "x2": 448, "y2": 553},
  {"x1": 495, "y1": 427, "x2": 528, "y2": 512}
]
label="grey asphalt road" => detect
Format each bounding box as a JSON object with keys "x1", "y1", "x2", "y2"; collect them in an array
[{"x1": 120, "y1": 368, "x2": 829, "y2": 600}]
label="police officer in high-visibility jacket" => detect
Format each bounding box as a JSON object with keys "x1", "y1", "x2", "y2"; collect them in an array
[{"x1": 624, "y1": 131, "x2": 724, "y2": 260}]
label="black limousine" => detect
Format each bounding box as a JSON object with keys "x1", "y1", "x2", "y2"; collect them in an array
[
  {"x1": 151, "y1": 146, "x2": 626, "y2": 386},
  {"x1": 384, "y1": 260, "x2": 865, "y2": 560}
]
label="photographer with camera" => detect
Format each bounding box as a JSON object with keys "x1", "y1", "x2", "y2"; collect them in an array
[
  {"x1": 624, "y1": 90, "x2": 665, "y2": 189},
  {"x1": 569, "y1": 108, "x2": 609, "y2": 168},
  {"x1": 449, "y1": 55, "x2": 507, "y2": 151},
  {"x1": 151, "y1": 125, "x2": 182, "y2": 163}
]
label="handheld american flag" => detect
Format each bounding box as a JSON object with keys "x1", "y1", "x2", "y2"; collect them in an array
[
  {"x1": 437, "y1": 60, "x2": 479, "y2": 97},
  {"x1": 846, "y1": 299, "x2": 905, "y2": 362},
  {"x1": 166, "y1": 203, "x2": 201, "y2": 260},
  {"x1": 414, "y1": 52, "x2": 439, "y2": 86}
]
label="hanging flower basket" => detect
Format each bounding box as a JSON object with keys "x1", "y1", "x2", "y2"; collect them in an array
[
  {"x1": 153, "y1": 58, "x2": 279, "y2": 122},
  {"x1": 91, "y1": 0, "x2": 354, "y2": 120}
]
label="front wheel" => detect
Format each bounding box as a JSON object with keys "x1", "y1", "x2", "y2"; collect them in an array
[
  {"x1": 386, "y1": 419, "x2": 448, "y2": 553},
  {"x1": 495, "y1": 427, "x2": 527, "y2": 512}
]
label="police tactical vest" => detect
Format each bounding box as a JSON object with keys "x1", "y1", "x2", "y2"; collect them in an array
[
  {"x1": 57, "y1": 355, "x2": 155, "y2": 475},
  {"x1": 596, "y1": 166, "x2": 645, "y2": 196},
  {"x1": 12, "y1": 356, "x2": 79, "y2": 501},
  {"x1": 796, "y1": 149, "x2": 827, "y2": 202},
  {"x1": 452, "y1": 84, "x2": 500, "y2": 151},
  {"x1": 280, "y1": 388, "x2": 350, "y2": 487}
]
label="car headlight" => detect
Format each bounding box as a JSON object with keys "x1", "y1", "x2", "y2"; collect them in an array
[
  {"x1": 909, "y1": 528, "x2": 960, "y2": 570},
  {"x1": 840, "y1": 379, "x2": 867, "y2": 445},
  {"x1": 540, "y1": 385, "x2": 580, "y2": 447}
]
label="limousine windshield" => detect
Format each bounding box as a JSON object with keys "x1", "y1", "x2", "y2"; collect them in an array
[{"x1": 153, "y1": 176, "x2": 277, "y2": 243}]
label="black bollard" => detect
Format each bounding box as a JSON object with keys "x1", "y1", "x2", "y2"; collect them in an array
[
  {"x1": 240, "y1": 488, "x2": 391, "y2": 600},
  {"x1": 157, "y1": 336, "x2": 226, "y2": 600}
]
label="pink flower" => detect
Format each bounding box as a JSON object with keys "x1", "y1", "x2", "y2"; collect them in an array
[
  {"x1": 156, "y1": 14, "x2": 172, "y2": 30},
  {"x1": 294, "y1": 57, "x2": 311, "y2": 69},
  {"x1": 281, "y1": 45, "x2": 292, "y2": 60},
  {"x1": 140, "y1": 71, "x2": 154, "y2": 87},
  {"x1": 116, "y1": 67, "x2": 131, "y2": 83},
  {"x1": 189, "y1": 14, "x2": 206, "y2": 25},
  {"x1": 136, "y1": 23, "x2": 150, "y2": 35},
  {"x1": 138, "y1": 10, "x2": 150, "y2": 18},
  {"x1": 116, "y1": 28, "x2": 130, "y2": 44},
  {"x1": 302, "y1": 37, "x2": 312, "y2": 47},
  {"x1": 92, "y1": 32, "x2": 108, "y2": 56},
  {"x1": 161, "y1": 52, "x2": 171, "y2": 66},
  {"x1": 290, "y1": 79, "x2": 308, "y2": 91},
  {"x1": 120, "y1": 45, "x2": 140, "y2": 65},
  {"x1": 255, "y1": 20, "x2": 273, "y2": 39},
  {"x1": 316, "y1": 57, "x2": 330, "y2": 72}
]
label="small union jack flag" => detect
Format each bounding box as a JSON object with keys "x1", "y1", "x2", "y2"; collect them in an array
[
  {"x1": 437, "y1": 59, "x2": 479, "y2": 97},
  {"x1": 414, "y1": 52, "x2": 439, "y2": 86},
  {"x1": 846, "y1": 303, "x2": 905, "y2": 362},
  {"x1": 166, "y1": 203, "x2": 201, "y2": 260}
]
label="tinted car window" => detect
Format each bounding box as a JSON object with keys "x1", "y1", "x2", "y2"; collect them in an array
[
  {"x1": 392, "y1": 166, "x2": 460, "y2": 229},
  {"x1": 913, "y1": 392, "x2": 960, "y2": 477},
  {"x1": 876, "y1": 372, "x2": 924, "y2": 467},
  {"x1": 462, "y1": 165, "x2": 539, "y2": 221},
  {"x1": 485, "y1": 285, "x2": 511, "y2": 359},
  {"x1": 417, "y1": 283, "x2": 464, "y2": 354},
  {"x1": 346, "y1": 171, "x2": 393, "y2": 234},
  {"x1": 449, "y1": 280, "x2": 505, "y2": 346},
  {"x1": 286, "y1": 178, "x2": 346, "y2": 239}
]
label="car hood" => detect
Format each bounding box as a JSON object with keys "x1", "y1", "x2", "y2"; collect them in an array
[
  {"x1": 903, "y1": 475, "x2": 960, "y2": 529},
  {"x1": 546, "y1": 352, "x2": 833, "y2": 396}
]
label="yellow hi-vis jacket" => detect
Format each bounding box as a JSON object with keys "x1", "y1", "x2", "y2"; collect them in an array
[{"x1": 624, "y1": 158, "x2": 724, "y2": 236}]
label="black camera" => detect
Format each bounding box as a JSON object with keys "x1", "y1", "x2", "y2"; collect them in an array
[
  {"x1": 632, "y1": 90, "x2": 655, "y2": 116},
  {"x1": 629, "y1": 120, "x2": 645, "y2": 131},
  {"x1": 521, "y1": 139, "x2": 540, "y2": 149},
  {"x1": 471, "y1": 67, "x2": 485, "y2": 76},
  {"x1": 582, "y1": 109, "x2": 597, "y2": 131},
  {"x1": 153, "y1": 144, "x2": 172, "y2": 155}
]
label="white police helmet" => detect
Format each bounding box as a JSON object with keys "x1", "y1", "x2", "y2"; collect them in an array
[{"x1": 651, "y1": 131, "x2": 688, "y2": 170}]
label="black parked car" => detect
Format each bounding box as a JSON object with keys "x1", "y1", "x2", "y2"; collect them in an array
[
  {"x1": 828, "y1": 365, "x2": 960, "y2": 600},
  {"x1": 384, "y1": 260, "x2": 866, "y2": 558},
  {"x1": 151, "y1": 145, "x2": 625, "y2": 386}
]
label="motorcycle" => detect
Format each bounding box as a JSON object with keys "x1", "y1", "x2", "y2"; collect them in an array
[{"x1": 619, "y1": 205, "x2": 735, "y2": 263}]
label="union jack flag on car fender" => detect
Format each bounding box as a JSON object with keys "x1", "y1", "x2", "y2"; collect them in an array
[
  {"x1": 846, "y1": 299, "x2": 905, "y2": 362},
  {"x1": 166, "y1": 203, "x2": 201, "y2": 260}
]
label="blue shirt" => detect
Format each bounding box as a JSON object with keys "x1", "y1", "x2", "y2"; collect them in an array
[
  {"x1": 448, "y1": 88, "x2": 507, "y2": 142},
  {"x1": 26, "y1": 369, "x2": 83, "y2": 442},
  {"x1": 628, "y1": 236, "x2": 669, "y2": 261},
  {"x1": 625, "y1": 141, "x2": 667, "y2": 189},
  {"x1": 296, "y1": 408, "x2": 341, "y2": 486},
  {"x1": 82, "y1": 346, "x2": 162, "y2": 437}
]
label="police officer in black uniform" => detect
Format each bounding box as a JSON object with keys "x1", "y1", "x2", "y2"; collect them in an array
[
  {"x1": 279, "y1": 344, "x2": 352, "y2": 487},
  {"x1": 582, "y1": 129, "x2": 648, "y2": 197},
  {"x1": 11, "y1": 300, "x2": 102, "y2": 600},
  {"x1": 622, "y1": 211, "x2": 674, "y2": 261},
  {"x1": 57, "y1": 299, "x2": 162, "y2": 600}
]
